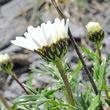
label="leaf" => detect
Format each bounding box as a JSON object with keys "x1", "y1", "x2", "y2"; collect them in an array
[
  {"x1": 72, "y1": 60, "x2": 82, "y2": 75},
  {"x1": 100, "y1": 57, "x2": 106, "y2": 79},
  {"x1": 74, "y1": 93, "x2": 88, "y2": 110},
  {"x1": 44, "y1": 89, "x2": 58, "y2": 97},
  {"x1": 27, "y1": 74, "x2": 33, "y2": 86},
  {"x1": 105, "y1": 98, "x2": 110, "y2": 106},
  {"x1": 88, "y1": 95, "x2": 100, "y2": 110},
  {"x1": 19, "y1": 105, "x2": 41, "y2": 110},
  {"x1": 93, "y1": 62, "x2": 99, "y2": 80},
  {"x1": 36, "y1": 97, "x2": 49, "y2": 106},
  {"x1": 18, "y1": 105, "x2": 31, "y2": 110},
  {"x1": 11, "y1": 105, "x2": 17, "y2": 110},
  {"x1": 49, "y1": 99, "x2": 76, "y2": 109},
  {"x1": 23, "y1": 84, "x2": 38, "y2": 95},
  {"x1": 13, "y1": 95, "x2": 39, "y2": 105},
  {"x1": 106, "y1": 55, "x2": 110, "y2": 61},
  {"x1": 98, "y1": 57, "x2": 106, "y2": 91},
  {"x1": 30, "y1": 68, "x2": 48, "y2": 75},
  {"x1": 80, "y1": 47, "x2": 98, "y2": 58},
  {"x1": 30, "y1": 63, "x2": 61, "y2": 80}
]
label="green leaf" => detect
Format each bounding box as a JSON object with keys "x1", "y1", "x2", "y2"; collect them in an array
[
  {"x1": 99, "y1": 57, "x2": 106, "y2": 79},
  {"x1": 44, "y1": 89, "x2": 58, "y2": 97},
  {"x1": 74, "y1": 93, "x2": 88, "y2": 110},
  {"x1": 27, "y1": 74, "x2": 33, "y2": 86},
  {"x1": 13, "y1": 95, "x2": 39, "y2": 105},
  {"x1": 88, "y1": 95, "x2": 100, "y2": 110},
  {"x1": 23, "y1": 84, "x2": 38, "y2": 95},
  {"x1": 80, "y1": 47, "x2": 99, "y2": 58},
  {"x1": 18, "y1": 105, "x2": 31, "y2": 110},
  {"x1": 98, "y1": 57, "x2": 106, "y2": 91},
  {"x1": 36, "y1": 97, "x2": 49, "y2": 106},
  {"x1": 72, "y1": 60, "x2": 82, "y2": 75},
  {"x1": 11, "y1": 105, "x2": 17, "y2": 110},
  {"x1": 106, "y1": 55, "x2": 110, "y2": 61},
  {"x1": 30, "y1": 68, "x2": 47, "y2": 75},
  {"x1": 49, "y1": 99, "x2": 76, "y2": 109},
  {"x1": 105, "y1": 98, "x2": 110, "y2": 106},
  {"x1": 13, "y1": 94, "x2": 49, "y2": 107},
  {"x1": 30, "y1": 62, "x2": 61, "y2": 80}
]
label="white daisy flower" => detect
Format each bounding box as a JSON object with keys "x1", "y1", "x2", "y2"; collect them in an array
[
  {"x1": 11, "y1": 18, "x2": 69, "y2": 62},
  {"x1": 86, "y1": 22, "x2": 104, "y2": 43},
  {"x1": 0, "y1": 54, "x2": 13, "y2": 73}
]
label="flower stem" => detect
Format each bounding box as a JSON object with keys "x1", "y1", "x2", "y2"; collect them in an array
[
  {"x1": 96, "y1": 43, "x2": 102, "y2": 65},
  {"x1": 51, "y1": 0, "x2": 98, "y2": 96},
  {"x1": 51, "y1": 0, "x2": 104, "y2": 109},
  {"x1": 55, "y1": 59, "x2": 75, "y2": 110},
  {"x1": 96, "y1": 43, "x2": 109, "y2": 99},
  {"x1": 0, "y1": 92, "x2": 12, "y2": 110},
  {"x1": 9, "y1": 72, "x2": 30, "y2": 95}
]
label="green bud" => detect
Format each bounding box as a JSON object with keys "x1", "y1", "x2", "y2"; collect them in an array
[
  {"x1": 0, "y1": 54, "x2": 13, "y2": 73},
  {"x1": 86, "y1": 22, "x2": 104, "y2": 43},
  {"x1": 35, "y1": 38, "x2": 68, "y2": 62}
]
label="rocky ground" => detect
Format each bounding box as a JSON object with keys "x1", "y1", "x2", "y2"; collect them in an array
[{"x1": 0, "y1": 0, "x2": 110, "y2": 109}]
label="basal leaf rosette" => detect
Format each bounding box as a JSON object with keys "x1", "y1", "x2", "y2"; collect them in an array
[
  {"x1": 11, "y1": 18, "x2": 69, "y2": 62},
  {"x1": 0, "y1": 54, "x2": 13, "y2": 73},
  {"x1": 86, "y1": 22, "x2": 104, "y2": 43}
]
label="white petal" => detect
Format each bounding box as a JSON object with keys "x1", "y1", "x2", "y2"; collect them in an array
[
  {"x1": 27, "y1": 26, "x2": 45, "y2": 47},
  {"x1": 24, "y1": 32, "x2": 42, "y2": 49},
  {"x1": 11, "y1": 18, "x2": 69, "y2": 51},
  {"x1": 11, "y1": 37, "x2": 38, "y2": 51},
  {"x1": 35, "y1": 26, "x2": 48, "y2": 46},
  {"x1": 65, "y1": 19, "x2": 69, "y2": 38}
]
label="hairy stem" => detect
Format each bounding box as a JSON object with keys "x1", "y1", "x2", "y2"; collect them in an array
[
  {"x1": 55, "y1": 59, "x2": 75, "y2": 110},
  {"x1": 96, "y1": 43, "x2": 102, "y2": 65},
  {"x1": 0, "y1": 92, "x2": 12, "y2": 110}
]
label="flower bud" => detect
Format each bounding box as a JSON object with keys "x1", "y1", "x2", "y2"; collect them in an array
[
  {"x1": 0, "y1": 54, "x2": 13, "y2": 73},
  {"x1": 86, "y1": 22, "x2": 104, "y2": 43},
  {"x1": 36, "y1": 38, "x2": 68, "y2": 62}
]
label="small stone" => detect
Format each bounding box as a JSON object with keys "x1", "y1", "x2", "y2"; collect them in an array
[{"x1": 69, "y1": 21, "x2": 86, "y2": 38}]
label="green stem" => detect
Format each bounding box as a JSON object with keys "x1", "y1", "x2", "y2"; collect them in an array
[
  {"x1": 51, "y1": 0, "x2": 104, "y2": 109},
  {"x1": 96, "y1": 43, "x2": 102, "y2": 65},
  {"x1": 96, "y1": 43, "x2": 109, "y2": 99},
  {"x1": 55, "y1": 59, "x2": 75, "y2": 110},
  {"x1": 0, "y1": 92, "x2": 12, "y2": 110}
]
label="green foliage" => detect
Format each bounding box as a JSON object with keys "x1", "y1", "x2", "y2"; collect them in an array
[
  {"x1": 12, "y1": 50, "x2": 109, "y2": 110},
  {"x1": 80, "y1": 45, "x2": 109, "y2": 110},
  {"x1": 30, "y1": 62, "x2": 62, "y2": 80},
  {"x1": 80, "y1": 46, "x2": 99, "y2": 59},
  {"x1": 105, "y1": 98, "x2": 110, "y2": 106},
  {"x1": 72, "y1": 60, "x2": 82, "y2": 75},
  {"x1": 27, "y1": 74, "x2": 33, "y2": 86},
  {"x1": 12, "y1": 61, "x2": 83, "y2": 110},
  {"x1": 88, "y1": 95, "x2": 100, "y2": 110},
  {"x1": 1, "y1": 36, "x2": 110, "y2": 110},
  {"x1": 98, "y1": 57, "x2": 107, "y2": 91}
]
